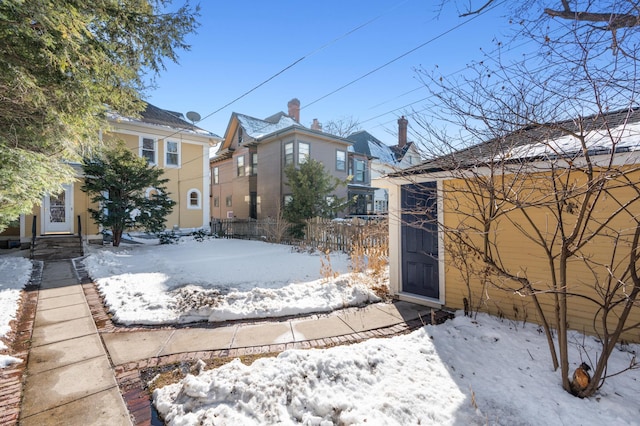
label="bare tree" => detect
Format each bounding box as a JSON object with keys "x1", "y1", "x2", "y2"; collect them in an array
[
  {"x1": 407, "y1": 1, "x2": 640, "y2": 397},
  {"x1": 322, "y1": 116, "x2": 362, "y2": 138}
]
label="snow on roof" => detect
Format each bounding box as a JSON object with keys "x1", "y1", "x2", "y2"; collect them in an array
[
  {"x1": 107, "y1": 103, "x2": 220, "y2": 139},
  {"x1": 236, "y1": 113, "x2": 300, "y2": 139},
  {"x1": 347, "y1": 131, "x2": 397, "y2": 164},
  {"x1": 498, "y1": 121, "x2": 640, "y2": 161},
  {"x1": 368, "y1": 139, "x2": 397, "y2": 164}
]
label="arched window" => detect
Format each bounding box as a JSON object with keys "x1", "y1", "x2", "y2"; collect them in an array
[{"x1": 187, "y1": 189, "x2": 201, "y2": 209}]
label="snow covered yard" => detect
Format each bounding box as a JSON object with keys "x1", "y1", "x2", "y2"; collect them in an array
[
  {"x1": 153, "y1": 313, "x2": 640, "y2": 425},
  {"x1": 83, "y1": 237, "x2": 384, "y2": 325},
  {"x1": 0, "y1": 252, "x2": 32, "y2": 368}
]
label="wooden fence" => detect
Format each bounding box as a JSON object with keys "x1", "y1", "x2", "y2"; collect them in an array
[{"x1": 212, "y1": 217, "x2": 388, "y2": 254}]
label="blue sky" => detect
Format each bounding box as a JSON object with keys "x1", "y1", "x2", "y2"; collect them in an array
[{"x1": 147, "y1": 1, "x2": 517, "y2": 144}]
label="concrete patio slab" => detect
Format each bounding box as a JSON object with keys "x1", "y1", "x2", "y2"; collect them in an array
[
  {"x1": 337, "y1": 306, "x2": 403, "y2": 333},
  {"x1": 291, "y1": 315, "x2": 355, "y2": 341},
  {"x1": 34, "y1": 302, "x2": 91, "y2": 327},
  {"x1": 36, "y1": 293, "x2": 87, "y2": 310},
  {"x1": 20, "y1": 387, "x2": 132, "y2": 426},
  {"x1": 158, "y1": 326, "x2": 237, "y2": 356},
  {"x1": 232, "y1": 322, "x2": 293, "y2": 347},
  {"x1": 374, "y1": 301, "x2": 432, "y2": 322},
  {"x1": 102, "y1": 330, "x2": 174, "y2": 365},
  {"x1": 31, "y1": 316, "x2": 97, "y2": 347},
  {"x1": 20, "y1": 356, "x2": 118, "y2": 419},
  {"x1": 27, "y1": 334, "x2": 105, "y2": 374}
]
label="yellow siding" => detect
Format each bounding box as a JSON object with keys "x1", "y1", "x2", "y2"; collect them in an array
[
  {"x1": 441, "y1": 168, "x2": 640, "y2": 342},
  {"x1": 104, "y1": 128, "x2": 210, "y2": 231}
]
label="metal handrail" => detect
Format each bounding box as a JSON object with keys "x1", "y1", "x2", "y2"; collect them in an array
[
  {"x1": 77, "y1": 215, "x2": 83, "y2": 255},
  {"x1": 30, "y1": 215, "x2": 37, "y2": 259}
]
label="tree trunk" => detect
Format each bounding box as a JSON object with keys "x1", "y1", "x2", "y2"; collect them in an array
[{"x1": 113, "y1": 228, "x2": 123, "y2": 247}]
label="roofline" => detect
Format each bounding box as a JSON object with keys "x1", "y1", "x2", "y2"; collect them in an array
[
  {"x1": 256, "y1": 125, "x2": 353, "y2": 145},
  {"x1": 107, "y1": 117, "x2": 221, "y2": 143}
]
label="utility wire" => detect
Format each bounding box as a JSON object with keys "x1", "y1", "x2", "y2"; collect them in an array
[{"x1": 302, "y1": 1, "x2": 505, "y2": 110}]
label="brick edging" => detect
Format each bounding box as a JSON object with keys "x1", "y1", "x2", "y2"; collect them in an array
[
  {"x1": 75, "y1": 260, "x2": 454, "y2": 425},
  {"x1": 0, "y1": 260, "x2": 42, "y2": 426},
  {"x1": 114, "y1": 318, "x2": 425, "y2": 426}
]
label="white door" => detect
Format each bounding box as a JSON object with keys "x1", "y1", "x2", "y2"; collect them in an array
[{"x1": 43, "y1": 184, "x2": 73, "y2": 234}]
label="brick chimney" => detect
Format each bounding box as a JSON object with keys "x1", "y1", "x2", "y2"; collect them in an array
[
  {"x1": 311, "y1": 118, "x2": 322, "y2": 130},
  {"x1": 398, "y1": 116, "x2": 408, "y2": 147},
  {"x1": 287, "y1": 98, "x2": 300, "y2": 122}
]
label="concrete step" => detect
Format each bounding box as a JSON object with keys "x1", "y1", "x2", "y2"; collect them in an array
[{"x1": 32, "y1": 236, "x2": 83, "y2": 260}]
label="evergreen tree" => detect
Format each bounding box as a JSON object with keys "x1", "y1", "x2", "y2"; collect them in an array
[
  {"x1": 82, "y1": 144, "x2": 176, "y2": 247},
  {"x1": 0, "y1": 1, "x2": 198, "y2": 231},
  {"x1": 283, "y1": 159, "x2": 347, "y2": 238}
]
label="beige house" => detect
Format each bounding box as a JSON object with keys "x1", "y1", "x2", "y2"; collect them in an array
[
  {"x1": 0, "y1": 103, "x2": 220, "y2": 248},
  {"x1": 378, "y1": 109, "x2": 640, "y2": 342},
  {"x1": 210, "y1": 99, "x2": 375, "y2": 220}
]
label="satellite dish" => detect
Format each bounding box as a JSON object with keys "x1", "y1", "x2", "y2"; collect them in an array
[{"x1": 186, "y1": 111, "x2": 201, "y2": 123}]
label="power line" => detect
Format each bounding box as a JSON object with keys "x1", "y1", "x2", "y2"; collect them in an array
[
  {"x1": 302, "y1": 0, "x2": 506, "y2": 110},
  {"x1": 192, "y1": 0, "x2": 410, "y2": 128}
]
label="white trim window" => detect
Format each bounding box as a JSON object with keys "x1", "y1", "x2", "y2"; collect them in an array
[
  {"x1": 140, "y1": 137, "x2": 157, "y2": 164},
  {"x1": 336, "y1": 150, "x2": 346, "y2": 171},
  {"x1": 298, "y1": 142, "x2": 310, "y2": 164},
  {"x1": 166, "y1": 140, "x2": 180, "y2": 167},
  {"x1": 284, "y1": 142, "x2": 294, "y2": 166},
  {"x1": 212, "y1": 167, "x2": 219, "y2": 185},
  {"x1": 187, "y1": 189, "x2": 201, "y2": 209},
  {"x1": 237, "y1": 155, "x2": 245, "y2": 177}
]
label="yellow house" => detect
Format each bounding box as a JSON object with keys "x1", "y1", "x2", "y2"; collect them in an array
[
  {"x1": 378, "y1": 109, "x2": 640, "y2": 342},
  {"x1": 1, "y1": 103, "x2": 220, "y2": 249}
]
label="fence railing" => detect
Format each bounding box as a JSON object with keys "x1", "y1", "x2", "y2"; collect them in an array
[
  {"x1": 212, "y1": 217, "x2": 388, "y2": 254},
  {"x1": 305, "y1": 217, "x2": 388, "y2": 254}
]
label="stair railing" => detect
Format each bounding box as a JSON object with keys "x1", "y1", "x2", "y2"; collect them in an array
[
  {"x1": 30, "y1": 215, "x2": 37, "y2": 259},
  {"x1": 77, "y1": 215, "x2": 83, "y2": 255}
]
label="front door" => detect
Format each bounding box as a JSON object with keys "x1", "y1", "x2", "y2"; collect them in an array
[
  {"x1": 43, "y1": 184, "x2": 73, "y2": 234},
  {"x1": 401, "y1": 182, "x2": 439, "y2": 299}
]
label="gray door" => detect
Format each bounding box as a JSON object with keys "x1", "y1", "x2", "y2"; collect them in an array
[{"x1": 401, "y1": 182, "x2": 439, "y2": 299}]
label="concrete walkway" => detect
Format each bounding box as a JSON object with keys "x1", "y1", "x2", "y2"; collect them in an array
[
  {"x1": 18, "y1": 259, "x2": 437, "y2": 425},
  {"x1": 19, "y1": 261, "x2": 132, "y2": 426}
]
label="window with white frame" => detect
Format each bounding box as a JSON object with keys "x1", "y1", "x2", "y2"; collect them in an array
[
  {"x1": 298, "y1": 142, "x2": 310, "y2": 164},
  {"x1": 336, "y1": 150, "x2": 346, "y2": 171},
  {"x1": 226, "y1": 195, "x2": 232, "y2": 207},
  {"x1": 187, "y1": 189, "x2": 201, "y2": 209},
  {"x1": 141, "y1": 137, "x2": 156, "y2": 164},
  {"x1": 166, "y1": 141, "x2": 180, "y2": 166},
  {"x1": 237, "y1": 155, "x2": 245, "y2": 177},
  {"x1": 284, "y1": 142, "x2": 294, "y2": 166},
  {"x1": 212, "y1": 167, "x2": 219, "y2": 185},
  {"x1": 213, "y1": 196, "x2": 219, "y2": 207}
]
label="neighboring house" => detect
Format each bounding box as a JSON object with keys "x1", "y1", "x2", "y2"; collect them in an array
[
  {"x1": 377, "y1": 109, "x2": 640, "y2": 342},
  {"x1": 348, "y1": 116, "x2": 421, "y2": 213},
  {"x1": 0, "y1": 103, "x2": 220, "y2": 248},
  {"x1": 210, "y1": 98, "x2": 375, "y2": 220}
]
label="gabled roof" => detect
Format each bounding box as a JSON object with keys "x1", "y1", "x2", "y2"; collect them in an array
[
  {"x1": 347, "y1": 131, "x2": 397, "y2": 163},
  {"x1": 396, "y1": 108, "x2": 640, "y2": 176},
  {"x1": 236, "y1": 113, "x2": 300, "y2": 139},
  {"x1": 108, "y1": 102, "x2": 220, "y2": 138}
]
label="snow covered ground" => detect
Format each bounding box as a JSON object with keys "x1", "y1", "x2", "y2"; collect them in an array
[
  {"x1": 83, "y1": 237, "x2": 383, "y2": 325},
  {"x1": 154, "y1": 312, "x2": 640, "y2": 425},
  {"x1": 0, "y1": 251, "x2": 32, "y2": 368}
]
